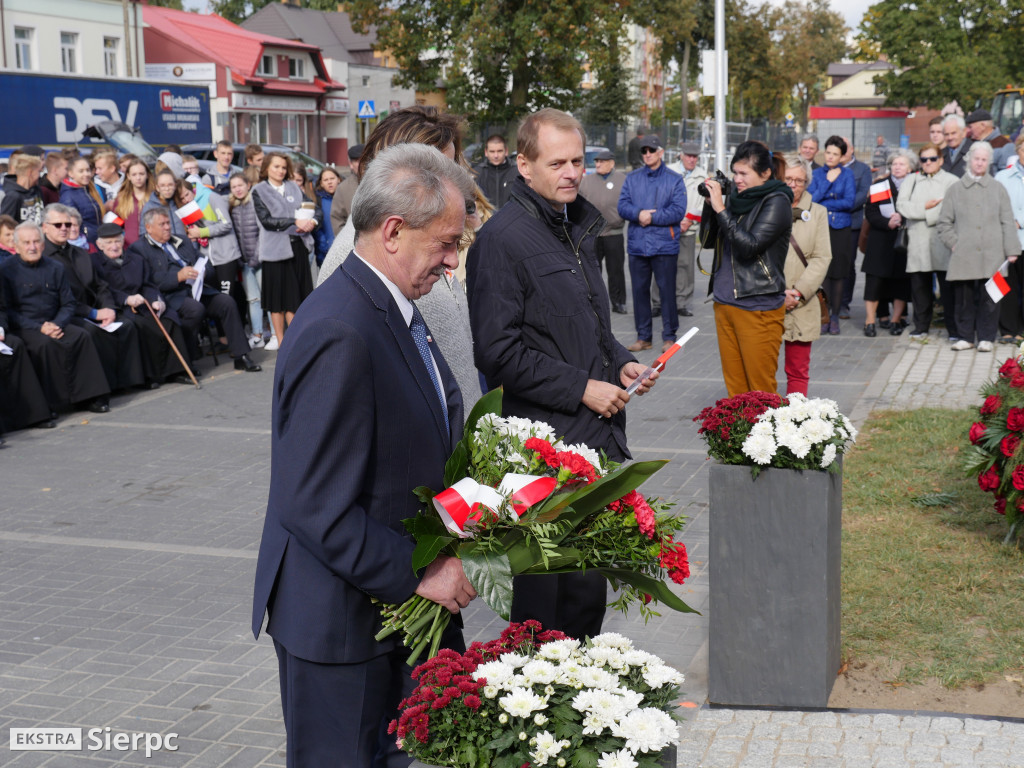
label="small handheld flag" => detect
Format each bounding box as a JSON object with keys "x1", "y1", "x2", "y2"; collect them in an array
[
  {"x1": 175, "y1": 201, "x2": 204, "y2": 226},
  {"x1": 986, "y1": 261, "x2": 1012, "y2": 303},
  {"x1": 103, "y1": 211, "x2": 125, "y2": 226}
]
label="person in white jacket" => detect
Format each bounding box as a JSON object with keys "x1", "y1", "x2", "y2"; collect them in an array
[{"x1": 663, "y1": 142, "x2": 707, "y2": 316}]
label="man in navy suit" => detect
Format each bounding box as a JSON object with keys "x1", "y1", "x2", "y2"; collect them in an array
[{"x1": 252, "y1": 143, "x2": 478, "y2": 768}]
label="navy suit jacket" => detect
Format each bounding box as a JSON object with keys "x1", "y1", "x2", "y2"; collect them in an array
[
  {"x1": 251, "y1": 253, "x2": 464, "y2": 664},
  {"x1": 128, "y1": 234, "x2": 220, "y2": 313}
]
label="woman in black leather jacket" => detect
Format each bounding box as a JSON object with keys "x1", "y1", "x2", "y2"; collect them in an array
[{"x1": 700, "y1": 141, "x2": 794, "y2": 396}]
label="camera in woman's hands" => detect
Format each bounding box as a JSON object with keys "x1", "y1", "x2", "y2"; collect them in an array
[{"x1": 697, "y1": 170, "x2": 732, "y2": 198}]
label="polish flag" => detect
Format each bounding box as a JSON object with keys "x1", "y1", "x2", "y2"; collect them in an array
[
  {"x1": 986, "y1": 261, "x2": 1012, "y2": 303},
  {"x1": 684, "y1": 211, "x2": 702, "y2": 222},
  {"x1": 175, "y1": 201, "x2": 204, "y2": 226},
  {"x1": 103, "y1": 211, "x2": 125, "y2": 226},
  {"x1": 869, "y1": 181, "x2": 892, "y2": 204}
]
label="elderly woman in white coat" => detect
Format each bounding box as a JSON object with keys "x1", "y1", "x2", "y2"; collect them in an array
[
  {"x1": 781, "y1": 156, "x2": 832, "y2": 396},
  {"x1": 937, "y1": 141, "x2": 1020, "y2": 352},
  {"x1": 896, "y1": 143, "x2": 959, "y2": 341}
]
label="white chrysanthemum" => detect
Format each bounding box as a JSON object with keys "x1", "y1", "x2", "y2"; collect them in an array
[
  {"x1": 499, "y1": 652, "x2": 529, "y2": 669},
  {"x1": 842, "y1": 416, "x2": 858, "y2": 442},
  {"x1": 820, "y1": 443, "x2": 837, "y2": 468},
  {"x1": 612, "y1": 708, "x2": 678, "y2": 754},
  {"x1": 522, "y1": 659, "x2": 558, "y2": 686},
  {"x1": 774, "y1": 419, "x2": 801, "y2": 449},
  {"x1": 597, "y1": 748, "x2": 638, "y2": 768},
  {"x1": 555, "y1": 659, "x2": 585, "y2": 688},
  {"x1": 537, "y1": 638, "x2": 580, "y2": 662},
  {"x1": 577, "y1": 666, "x2": 620, "y2": 690},
  {"x1": 642, "y1": 663, "x2": 684, "y2": 689},
  {"x1": 498, "y1": 687, "x2": 548, "y2": 718},
  {"x1": 807, "y1": 397, "x2": 839, "y2": 420},
  {"x1": 799, "y1": 417, "x2": 834, "y2": 444},
  {"x1": 504, "y1": 415, "x2": 557, "y2": 442},
  {"x1": 586, "y1": 644, "x2": 620, "y2": 667},
  {"x1": 592, "y1": 632, "x2": 633, "y2": 650},
  {"x1": 529, "y1": 731, "x2": 570, "y2": 766},
  {"x1": 534, "y1": 713, "x2": 548, "y2": 726},
  {"x1": 582, "y1": 711, "x2": 611, "y2": 735},
  {"x1": 742, "y1": 432, "x2": 777, "y2": 465},
  {"x1": 749, "y1": 419, "x2": 774, "y2": 438},
  {"x1": 571, "y1": 688, "x2": 631, "y2": 720},
  {"x1": 622, "y1": 649, "x2": 657, "y2": 667},
  {"x1": 473, "y1": 660, "x2": 514, "y2": 685},
  {"x1": 788, "y1": 392, "x2": 808, "y2": 403}
]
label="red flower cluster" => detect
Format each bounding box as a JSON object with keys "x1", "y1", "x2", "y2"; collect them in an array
[
  {"x1": 981, "y1": 395, "x2": 1002, "y2": 415},
  {"x1": 608, "y1": 489, "x2": 657, "y2": 538},
  {"x1": 970, "y1": 422, "x2": 986, "y2": 444},
  {"x1": 658, "y1": 539, "x2": 690, "y2": 584},
  {"x1": 695, "y1": 391, "x2": 787, "y2": 464},
  {"x1": 978, "y1": 466, "x2": 1000, "y2": 492},
  {"x1": 389, "y1": 622, "x2": 568, "y2": 745},
  {"x1": 524, "y1": 437, "x2": 598, "y2": 484},
  {"x1": 1002, "y1": 434, "x2": 1021, "y2": 458},
  {"x1": 1009, "y1": 408, "x2": 1024, "y2": 432}
]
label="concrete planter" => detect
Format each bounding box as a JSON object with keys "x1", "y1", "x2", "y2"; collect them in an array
[
  {"x1": 708, "y1": 460, "x2": 842, "y2": 708},
  {"x1": 411, "y1": 744, "x2": 676, "y2": 768}
]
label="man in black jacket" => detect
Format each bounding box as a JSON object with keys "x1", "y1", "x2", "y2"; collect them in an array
[
  {"x1": 474, "y1": 134, "x2": 516, "y2": 209},
  {"x1": 467, "y1": 108, "x2": 657, "y2": 640},
  {"x1": 42, "y1": 204, "x2": 145, "y2": 399}
]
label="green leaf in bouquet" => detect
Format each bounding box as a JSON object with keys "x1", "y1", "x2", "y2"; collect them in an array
[
  {"x1": 463, "y1": 387, "x2": 503, "y2": 441},
  {"x1": 571, "y1": 748, "x2": 599, "y2": 768},
  {"x1": 462, "y1": 549, "x2": 514, "y2": 619},
  {"x1": 444, "y1": 440, "x2": 470, "y2": 488},
  {"x1": 485, "y1": 731, "x2": 516, "y2": 752},
  {"x1": 404, "y1": 512, "x2": 456, "y2": 572},
  {"x1": 962, "y1": 444, "x2": 996, "y2": 477},
  {"x1": 412, "y1": 485, "x2": 438, "y2": 505},
  {"x1": 595, "y1": 567, "x2": 700, "y2": 614},
  {"x1": 529, "y1": 461, "x2": 669, "y2": 541}
]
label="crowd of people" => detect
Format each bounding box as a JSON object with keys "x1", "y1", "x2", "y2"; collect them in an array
[{"x1": 0, "y1": 139, "x2": 342, "y2": 440}]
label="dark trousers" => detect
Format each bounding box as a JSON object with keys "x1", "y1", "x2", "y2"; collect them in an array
[
  {"x1": 998, "y1": 257, "x2": 1024, "y2": 337},
  {"x1": 74, "y1": 314, "x2": 145, "y2": 391},
  {"x1": 595, "y1": 234, "x2": 626, "y2": 306},
  {"x1": 176, "y1": 292, "x2": 251, "y2": 360},
  {"x1": 954, "y1": 279, "x2": 1000, "y2": 343},
  {"x1": 841, "y1": 226, "x2": 861, "y2": 310},
  {"x1": 910, "y1": 270, "x2": 956, "y2": 337},
  {"x1": 0, "y1": 333, "x2": 52, "y2": 432},
  {"x1": 126, "y1": 308, "x2": 187, "y2": 381},
  {"x1": 510, "y1": 571, "x2": 608, "y2": 640},
  {"x1": 629, "y1": 253, "x2": 679, "y2": 342},
  {"x1": 19, "y1": 325, "x2": 109, "y2": 410}
]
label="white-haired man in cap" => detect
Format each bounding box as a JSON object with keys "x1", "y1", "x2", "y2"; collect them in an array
[
  {"x1": 579, "y1": 149, "x2": 628, "y2": 313},
  {"x1": 967, "y1": 109, "x2": 1013, "y2": 173}
]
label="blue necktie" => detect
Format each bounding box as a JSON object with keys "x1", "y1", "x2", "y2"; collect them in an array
[
  {"x1": 162, "y1": 242, "x2": 185, "y2": 267},
  {"x1": 409, "y1": 305, "x2": 449, "y2": 433}
]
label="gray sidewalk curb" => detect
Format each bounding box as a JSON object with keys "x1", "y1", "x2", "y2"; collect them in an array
[{"x1": 847, "y1": 338, "x2": 908, "y2": 427}]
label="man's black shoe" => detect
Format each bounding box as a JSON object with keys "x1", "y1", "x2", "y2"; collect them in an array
[
  {"x1": 235, "y1": 354, "x2": 262, "y2": 372},
  {"x1": 678, "y1": 307, "x2": 693, "y2": 317},
  {"x1": 652, "y1": 303, "x2": 661, "y2": 314},
  {"x1": 167, "y1": 373, "x2": 193, "y2": 385},
  {"x1": 34, "y1": 419, "x2": 57, "y2": 429},
  {"x1": 87, "y1": 398, "x2": 110, "y2": 414},
  {"x1": 612, "y1": 303, "x2": 627, "y2": 315}
]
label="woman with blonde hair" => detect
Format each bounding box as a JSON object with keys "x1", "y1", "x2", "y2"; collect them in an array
[
  {"x1": 59, "y1": 155, "x2": 105, "y2": 249},
  {"x1": 781, "y1": 154, "x2": 832, "y2": 395},
  {"x1": 112, "y1": 158, "x2": 155, "y2": 246}
]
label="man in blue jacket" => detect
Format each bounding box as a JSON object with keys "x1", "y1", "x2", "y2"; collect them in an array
[{"x1": 618, "y1": 135, "x2": 688, "y2": 352}]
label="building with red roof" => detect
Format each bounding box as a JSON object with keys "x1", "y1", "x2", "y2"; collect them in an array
[{"x1": 142, "y1": 3, "x2": 347, "y2": 164}]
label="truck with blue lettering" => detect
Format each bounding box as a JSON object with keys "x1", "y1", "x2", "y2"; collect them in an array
[{"x1": 0, "y1": 70, "x2": 211, "y2": 160}]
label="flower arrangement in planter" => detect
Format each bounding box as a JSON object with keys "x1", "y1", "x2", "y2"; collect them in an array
[
  {"x1": 695, "y1": 391, "x2": 857, "y2": 477},
  {"x1": 376, "y1": 390, "x2": 695, "y2": 666},
  {"x1": 391, "y1": 621, "x2": 681, "y2": 768},
  {"x1": 964, "y1": 352, "x2": 1024, "y2": 542}
]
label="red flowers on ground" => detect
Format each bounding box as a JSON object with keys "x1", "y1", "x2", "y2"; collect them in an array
[
  {"x1": 981, "y1": 395, "x2": 1002, "y2": 415},
  {"x1": 978, "y1": 467, "x2": 1000, "y2": 492},
  {"x1": 1007, "y1": 407, "x2": 1024, "y2": 432},
  {"x1": 970, "y1": 422, "x2": 987, "y2": 444}
]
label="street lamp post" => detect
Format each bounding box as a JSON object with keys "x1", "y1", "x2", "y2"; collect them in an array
[{"x1": 714, "y1": 0, "x2": 726, "y2": 173}]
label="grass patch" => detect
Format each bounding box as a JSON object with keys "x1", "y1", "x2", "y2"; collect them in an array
[{"x1": 842, "y1": 408, "x2": 1024, "y2": 688}]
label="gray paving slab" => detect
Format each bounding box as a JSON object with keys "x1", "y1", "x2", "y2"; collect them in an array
[{"x1": 3, "y1": 256, "x2": 1019, "y2": 766}]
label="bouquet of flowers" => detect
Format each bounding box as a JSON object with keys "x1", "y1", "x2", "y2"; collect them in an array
[
  {"x1": 376, "y1": 390, "x2": 695, "y2": 666},
  {"x1": 390, "y1": 621, "x2": 681, "y2": 768},
  {"x1": 695, "y1": 392, "x2": 857, "y2": 478},
  {"x1": 964, "y1": 350, "x2": 1024, "y2": 542}
]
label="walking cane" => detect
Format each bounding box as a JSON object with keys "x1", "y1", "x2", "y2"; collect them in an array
[{"x1": 140, "y1": 297, "x2": 201, "y2": 390}]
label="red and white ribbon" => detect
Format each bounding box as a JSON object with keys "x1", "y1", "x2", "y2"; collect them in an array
[{"x1": 433, "y1": 474, "x2": 558, "y2": 538}]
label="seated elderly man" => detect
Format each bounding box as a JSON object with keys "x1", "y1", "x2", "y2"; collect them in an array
[
  {"x1": 128, "y1": 208, "x2": 261, "y2": 372},
  {"x1": 42, "y1": 203, "x2": 144, "y2": 399},
  {"x1": 93, "y1": 222, "x2": 190, "y2": 386},
  {"x1": 0, "y1": 280, "x2": 55, "y2": 436},
  {"x1": 0, "y1": 222, "x2": 110, "y2": 414}
]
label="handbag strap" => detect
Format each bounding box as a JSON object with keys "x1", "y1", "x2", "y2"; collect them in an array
[{"x1": 790, "y1": 235, "x2": 808, "y2": 268}]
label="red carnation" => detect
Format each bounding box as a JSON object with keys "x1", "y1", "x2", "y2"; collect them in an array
[
  {"x1": 1008, "y1": 408, "x2": 1024, "y2": 432},
  {"x1": 981, "y1": 395, "x2": 1002, "y2": 415},
  {"x1": 658, "y1": 540, "x2": 690, "y2": 584},
  {"x1": 1002, "y1": 434, "x2": 1021, "y2": 458},
  {"x1": 525, "y1": 437, "x2": 557, "y2": 466},
  {"x1": 969, "y1": 422, "x2": 987, "y2": 444},
  {"x1": 978, "y1": 467, "x2": 1001, "y2": 492},
  {"x1": 556, "y1": 450, "x2": 598, "y2": 483},
  {"x1": 1000, "y1": 358, "x2": 1021, "y2": 377}
]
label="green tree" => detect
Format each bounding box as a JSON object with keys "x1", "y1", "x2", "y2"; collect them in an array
[
  {"x1": 857, "y1": 0, "x2": 1015, "y2": 108},
  {"x1": 147, "y1": 0, "x2": 184, "y2": 9},
  {"x1": 345, "y1": 0, "x2": 631, "y2": 136},
  {"x1": 210, "y1": 0, "x2": 340, "y2": 25}
]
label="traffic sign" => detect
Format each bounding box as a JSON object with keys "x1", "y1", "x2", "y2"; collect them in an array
[{"x1": 357, "y1": 100, "x2": 376, "y2": 119}]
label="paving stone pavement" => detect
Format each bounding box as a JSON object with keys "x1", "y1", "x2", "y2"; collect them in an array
[{"x1": 2, "y1": 257, "x2": 1020, "y2": 766}]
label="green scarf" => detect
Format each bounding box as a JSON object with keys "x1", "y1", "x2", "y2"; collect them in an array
[{"x1": 727, "y1": 179, "x2": 793, "y2": 216}]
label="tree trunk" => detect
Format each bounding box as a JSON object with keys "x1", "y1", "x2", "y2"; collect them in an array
[
  {"x1": 506, "y1": 63, "x2": 530, "y2": 149},
  {"x1": 681, "y1": 40, "x2": 691, "y2": 123}
]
